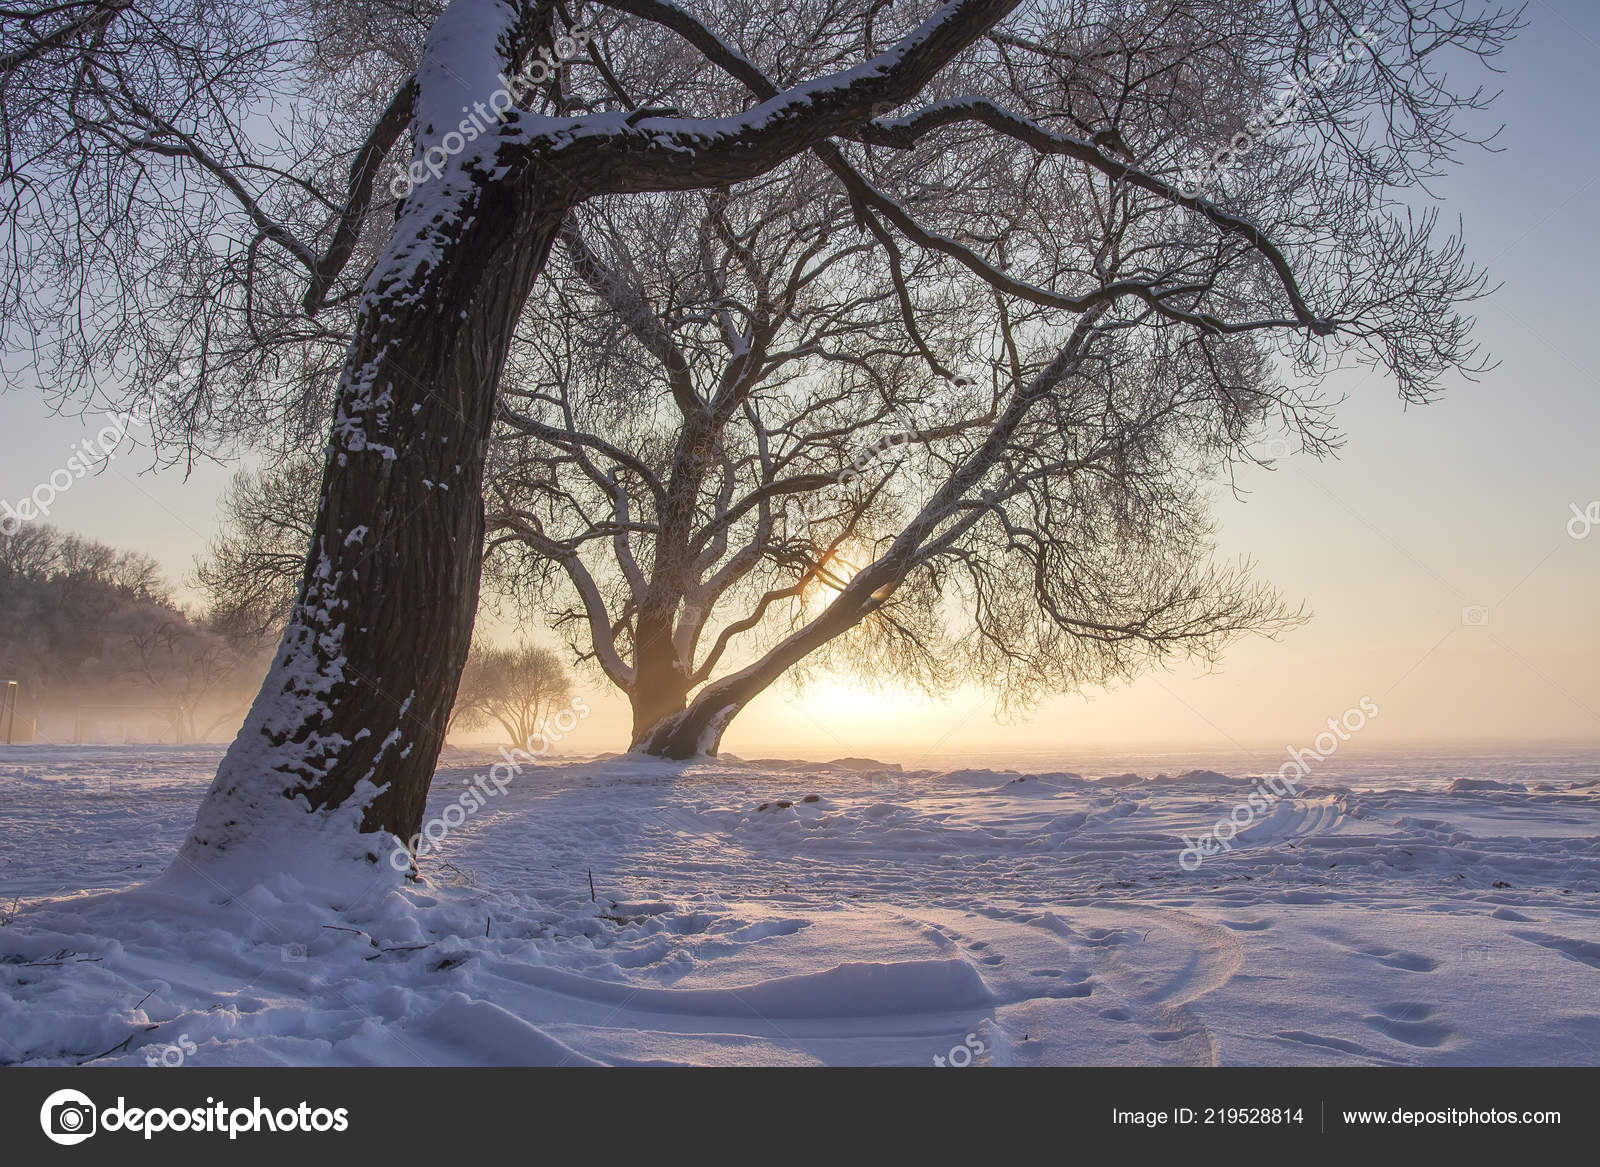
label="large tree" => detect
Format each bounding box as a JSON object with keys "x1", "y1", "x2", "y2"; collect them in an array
[
  {"x1": 1, "y1": 0, "x2": 1519, "y2": 866},
  {"x1": 492, "y1": 161, "x2": 1315, "y2": 756}
]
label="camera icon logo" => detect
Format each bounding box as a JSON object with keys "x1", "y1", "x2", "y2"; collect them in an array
[
  {"x1": 1461, "y1": 604, "x2": 1490, "y2": 627},
  {"x1": 40, "y1": 1088, "x2": 97, "y2": 1145},
  {"x1": 281, "y1": 942, "x2": 307, "y2": 962},
  {"x1": 1261, "y1": 437, "x2": 1293, "y2": 460},
  {"x1": 1568, "y1": 501, "x2": 1600, "y2": 540}
]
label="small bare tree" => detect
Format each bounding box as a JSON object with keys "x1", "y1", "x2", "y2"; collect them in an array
[
  {"x1": 192, "y1": 456, "x2": 324, "y2": 637},
  {"x1": 449, "y1": 641, "x2": 573, "y2": 747},
  {"x1": 191, "y1": 462, "x2": 574, "y2": 746}
]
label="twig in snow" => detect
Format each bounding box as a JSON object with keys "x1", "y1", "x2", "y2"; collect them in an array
[
  {"x1": 365, "y1": 944, "x2": 432, "y2": 961},
  {"x1": 3, "y1": 948, "x2": 101, "y2": 967},
  {"x1": 322, "y1": 924, "x2": 378, "y2": 948},
  {"x1": 79, "y1": 1024, "x2": 158, "y2": 1065}
]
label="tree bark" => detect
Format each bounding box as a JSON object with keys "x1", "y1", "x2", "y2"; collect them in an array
[
  {"x1": 635, "y1": 591, "x2": 880, "y2": 759},
  {"x1": 628, "y1": 637, "x2": 692, "y2": 749},
  {"x1": 635, "y1": 686, "x2": 742, "y2": 759},
  {"x1": 180, "y1": 173, "x2": 569, "y2": 865}
]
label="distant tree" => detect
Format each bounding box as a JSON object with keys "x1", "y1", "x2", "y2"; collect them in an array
[
  {"x1": 450, "y1": 641, "x2": 573, "y2": 748},
  {"x1": 490, "y1": 177, "x2": 1314, "y2": 758},
  {"x1": 0, "y1": 525, "x2": 273, "y2": 740},
  {"x1": 189, "y1": 459, "x2": 582, "y2": 747},
  {"x1": 109, "y1": 603, "x2": 274, "y2": 742},
  {"x1": 0, "y1": 524, "x2": 57, "y2": 582},
  {"x1": 51, "y1": 532, "x2": 165, "y2": 600},
  {"x1": 0, "y1": 525, "x2": 169, "y2": 704}
]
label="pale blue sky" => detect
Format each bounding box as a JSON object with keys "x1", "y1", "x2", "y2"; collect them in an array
[{"x1": 3, "y1": 0, "x2": 1596, "y2": 756}]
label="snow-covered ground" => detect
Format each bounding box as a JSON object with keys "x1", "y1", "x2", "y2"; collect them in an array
[{"x1": 1, "y1": 745, "x2": 1597, "y2": 1066}]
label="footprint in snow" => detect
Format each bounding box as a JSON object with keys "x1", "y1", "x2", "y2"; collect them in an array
[
  {"x1": 1355, "y1": 945, "x2": 1440, "y2": 972},
  {"x1": 1218, "y1": 918, "x2": 1275, "y2": 932},
  {"x1": 1363, "y1": 1003, "x2": 1455, "y2": 1048}
]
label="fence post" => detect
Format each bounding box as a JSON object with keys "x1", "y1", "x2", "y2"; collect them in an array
[{"x1": 1, "y1": 681, "x2": 17, "y2": 746}]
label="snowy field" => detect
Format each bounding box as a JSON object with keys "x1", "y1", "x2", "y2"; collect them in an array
[{"x1": 1, "y1": 744, "x2": 1598, "y2": 1066}]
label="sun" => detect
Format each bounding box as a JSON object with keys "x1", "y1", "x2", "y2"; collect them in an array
[{"x1": 804, "y1": 548, "x2": 863, "y2": 612}]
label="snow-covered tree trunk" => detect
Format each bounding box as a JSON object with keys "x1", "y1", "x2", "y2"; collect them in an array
[
  {"x1": 180, "y1": 0, "x2": 566, "y2": 868},
  {"x1": 182, "y1": 201, "x2": 566, "y2": 864}
]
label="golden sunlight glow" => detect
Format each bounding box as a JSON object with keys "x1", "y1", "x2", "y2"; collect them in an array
[{"x1": 804, "y1": 549, "x2": 862, "y2": 612}]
